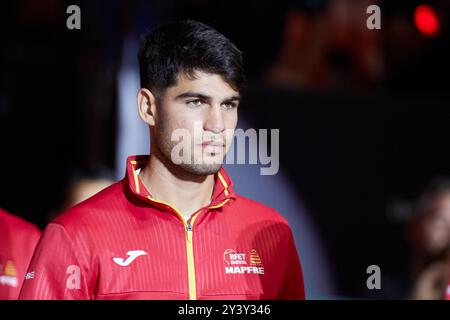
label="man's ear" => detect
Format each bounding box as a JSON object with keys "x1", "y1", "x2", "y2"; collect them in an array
[{"x1": 137, "y1": 88, "x2": 158, "y2": 126}]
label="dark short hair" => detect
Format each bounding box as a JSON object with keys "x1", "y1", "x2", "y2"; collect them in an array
[{"x1": 138, "y1": 20, "x2": 244, "y2": 97}]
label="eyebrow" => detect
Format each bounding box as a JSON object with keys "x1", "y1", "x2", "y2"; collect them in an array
[{"x1": 175, "y1": 91, "x2": 241, "y2": 104}]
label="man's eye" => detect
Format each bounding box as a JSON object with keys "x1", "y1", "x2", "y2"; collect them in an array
[
  {"x1": 187, "y1": 99, "x2": 203, "y2": 106},
  {"x1": 223, "y1": 102, "x2": 237, "y2": 109}
]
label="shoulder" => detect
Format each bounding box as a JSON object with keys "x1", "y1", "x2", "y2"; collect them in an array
[
  {"x1": 53, "y1": 181, "x2": 125, "y2": 229},
  {"x1": 0, "y1": 208, "x2": 41, "y2": 239},
  {"x1": 228, "y1": 195, "x2": 297, "y2": 248},
  {"x1": 233, "y1": 194, "x2": 290, "y2": 225}
]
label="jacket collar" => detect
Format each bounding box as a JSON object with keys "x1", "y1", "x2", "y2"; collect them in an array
[{"x1": 124, "y1": 155, "x2": 235, "y2": 210}]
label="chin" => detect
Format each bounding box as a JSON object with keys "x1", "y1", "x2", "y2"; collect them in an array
[{"x1": 178, "y1": 161, "x2": 223, "y2": 176}]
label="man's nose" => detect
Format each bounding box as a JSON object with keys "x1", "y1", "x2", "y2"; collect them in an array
[{"x1": 203, "y1": 105, "x2": 225, "y2": 134}]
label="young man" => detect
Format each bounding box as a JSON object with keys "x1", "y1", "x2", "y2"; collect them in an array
[
  {"x1": 19, "y1": 20, "x2": 305, "y2": 300},
  {"x1": 0, "y1": 209, "x2": 41, "y2": 299},
  {"x1": 407, "y1": 179, "x2": 450, "y2": 300}
]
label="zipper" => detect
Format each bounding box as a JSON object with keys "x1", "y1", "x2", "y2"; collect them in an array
[
  {"x1": 186, "y1": 223, "x2": 193, "y2": 242},
  {"x1": 185, "y1": 215, "x2": 200, "y2": 300},
  {"x1": 133, "y1": 162, "x2": 230, "y2": 300},
  {"x1": 145, "y1": 195, "x2": 228, "y2": 300},
  {"x1": 146, "y1": 195, "x2": 200, "y2": 300}
]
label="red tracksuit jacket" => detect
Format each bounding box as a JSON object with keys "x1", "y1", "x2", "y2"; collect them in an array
[
  {"x1": 19, "y1": 155, "x2": 305, "y2": 300},
  {"x1": 0, "y1": 209, "x2": 41, "y2": 299}
]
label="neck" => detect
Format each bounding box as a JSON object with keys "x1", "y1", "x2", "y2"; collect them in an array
[{"x1": 139, "y1": 150, "x2": 215, "y2": 220}]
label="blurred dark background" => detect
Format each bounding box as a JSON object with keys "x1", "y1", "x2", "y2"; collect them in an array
[{"x1": 1, "y1": 0, "x2": 450, "y2": 299}]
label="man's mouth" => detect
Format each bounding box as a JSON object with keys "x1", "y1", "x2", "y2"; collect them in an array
[
  {"x1": 201, "y1": 140, "x2": 225, "y2": 147},
  {"x1": 200, "y1": 141, "x2": 225, "y2": 154}
]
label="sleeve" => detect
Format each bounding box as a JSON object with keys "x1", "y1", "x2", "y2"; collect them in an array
[
  {"x1": 277, "y1": 228, "x2": 306, "y2": 300},
  {"x1": 22, "y1": 225, "x2": 42, "y2": 268},
  {"x1": 18, "y1": 222, "x2": 94, "y2": 300},
  {"x1": 13, "y1": 226, "x2": 42, "y2": 300}
]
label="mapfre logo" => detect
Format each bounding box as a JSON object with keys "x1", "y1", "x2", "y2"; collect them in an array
[
  {"x1": 0, "y1": 260, "x2": 18, "y2": 287},
  {"x1": 223, "y1": 249, "x2": 264, "y2": 275}
]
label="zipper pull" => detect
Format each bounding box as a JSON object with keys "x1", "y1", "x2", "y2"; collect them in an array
[{"x1": 186, "y1": 223, "x2": 193, "y2": 242}]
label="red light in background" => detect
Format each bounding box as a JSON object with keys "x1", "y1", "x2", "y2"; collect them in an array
[{"x1": 414, "y1": 5, "x2": 440, "y2": 37}]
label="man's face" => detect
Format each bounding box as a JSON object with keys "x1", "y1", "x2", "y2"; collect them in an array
[
  {"x1": 420, "y1": 193, "x2": 450, "y2": 255},
  {"x1": 154, "y1": 71, "x2": 239, "y2": 175}
]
